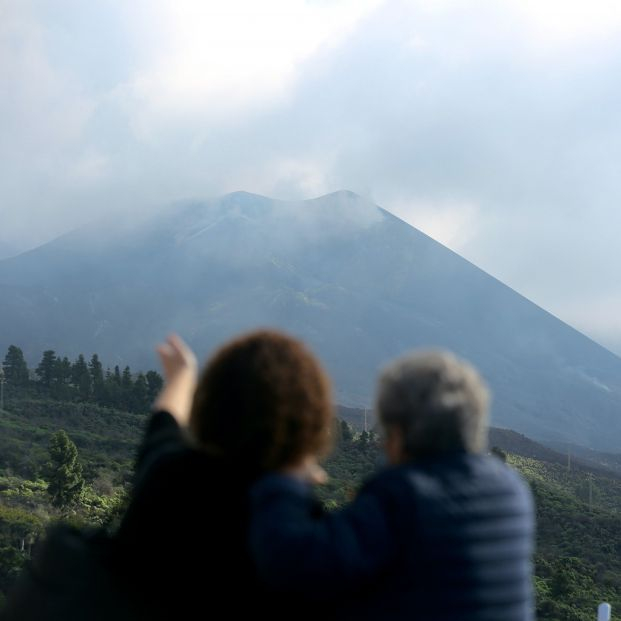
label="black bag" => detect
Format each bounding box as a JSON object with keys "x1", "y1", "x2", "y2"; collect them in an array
[{"x1": 1, "y1": 524, "x2": 136, "y2": 621}]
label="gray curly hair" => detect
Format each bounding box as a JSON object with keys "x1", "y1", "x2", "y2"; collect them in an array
[{"x1": 376, "y1": 350, "x2": 490, "y2": 458}]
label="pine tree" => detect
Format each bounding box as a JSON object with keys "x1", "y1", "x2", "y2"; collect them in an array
[
  {"x1": 72, "y1": 355, "x2": 92, "y2": 401},
  {"x1": 121, "y1": 366, "x2": 132, "y2": 390},
  {"x1": 51, "y1": 356, "x2": 73, "y2": 399},
  {"x1": 104, "y1": 366, "x2": 121, "y2": 408},
  {"x1": 55, "y1": 356, "x2": 72, "y2": 385},
  {"x1": 340, "y1": 420, "x2": 353, "y2": 443},
  {"x1": 89, "y1": 354, "x2": 104, "y2": 385},
  {"x1": 3, "y1": 345, "x2": 29, "y2": 385},
  {"x1": 89, "y1": 354, "x2": 105, "y2": 402},
  {"x1": 132, "y1": 373, "x2": 149, "y2": 412},
  {"x1": 120, "y1": 366, "x2": 133, "y2": 409},
  {"x1": 36, "y1": 350, "x2": 57, "y2": 387},
  {"x1": 45, "y1": 430, "x2": 84, "y2": 508},
  {"x1": 146, "y1": 370, "x2": 163, "y2": 404}
]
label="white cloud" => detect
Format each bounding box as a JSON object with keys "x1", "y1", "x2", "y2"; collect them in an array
[
  {"x1": 2, "y1": 0, "x2": 621, "y2": 357},
  {"x1": 558, "y1": 293, "x2": 621, "y2": 355},
  {"x1": 117, "y1": 0, "x2": 383, "y2": 138},
  {"x1": 0, "y1": 1, "x2": 98, "y2": 240},
  {"x1": 405, "y1": 0, "x2": 621, "y2": 50},
  {"x1": 254, "y1": 156, "x2": 335, "y2": 198},
  {"x1": 509, "y1": 0, "x2": 621, "y2": 48},
  {"x1": 0, "y1": 3, "x2": 94, "y2": 156},
  {"x1": 388, "y1": 198, "x2": 481, "y2": 251}
]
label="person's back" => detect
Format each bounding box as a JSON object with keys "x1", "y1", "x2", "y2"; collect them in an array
[
  {"x1": 250, "y1": 349, "x2": 535, "y2": 620},
  {"x1": 112, "y1": 331, "x2": 334, "y2": 619},
  {"x1": 113, "y1": 411, "x2": 262, "y2": 618},
  {"x1": 344, "y1": 453, "x2": 533, "y2": 620}
]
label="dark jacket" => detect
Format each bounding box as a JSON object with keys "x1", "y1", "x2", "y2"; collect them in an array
[
  {"x1": 250, "y1": 452, "x2": 535, "y2": 621},
  {"x1": 1, "y1": 525, "x2": 135, "y2": 621},
  {"x1": 113, "y1": 410, "x2": 271, "y2": 619}
]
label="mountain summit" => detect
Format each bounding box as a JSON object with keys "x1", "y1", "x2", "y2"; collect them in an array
[{"x1": 1, "y1": 191, "x2": 620, "y2": 449}]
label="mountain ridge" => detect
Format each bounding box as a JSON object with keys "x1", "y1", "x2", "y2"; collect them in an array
[
  {"x1": 2, "y1": 189, "x2": 617, "y2": 364},
  {"x1": 1, "y1": 191, "x2": 620, "y2": 450}
]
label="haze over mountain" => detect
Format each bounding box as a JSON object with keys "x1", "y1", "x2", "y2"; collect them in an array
[
  {"x1": 0, "y1": 241, "x2": 20, "y2": 262},
  {"x1": 1, "y1": 191, "x2": 620, "y2": 450}
]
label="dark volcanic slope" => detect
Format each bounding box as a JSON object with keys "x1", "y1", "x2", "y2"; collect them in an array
[{"x1": 1, "y1": 191, "x2": 620, "y2": 449}]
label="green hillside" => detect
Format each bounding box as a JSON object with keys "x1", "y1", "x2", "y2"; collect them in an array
[
  {"x1": 1, "y1": 392, "x2": 620, "y2": 619},
  {"x1": 0, "y1": 398, "x2": 145, "y2": 478},
  {"x1": 509, "y1": 454, "x2": 621, "y2": 619}
]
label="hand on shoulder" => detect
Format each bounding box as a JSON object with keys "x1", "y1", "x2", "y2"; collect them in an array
[{"x1": 282, "y1": 456, "x2": 328, "y2": 486}]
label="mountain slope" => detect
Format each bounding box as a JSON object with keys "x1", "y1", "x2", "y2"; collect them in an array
[{"x1": 1, "y1": 191, "x2": 620, "y2": 449}]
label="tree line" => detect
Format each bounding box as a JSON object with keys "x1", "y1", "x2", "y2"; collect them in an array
[{"x1": 2, "y1": 345, "x2": 162, "y2": 414}]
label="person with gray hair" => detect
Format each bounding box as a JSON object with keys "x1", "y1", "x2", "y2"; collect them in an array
[
  {"x1": 377, "y1": 350, "x2": 489, "y2": 461},
  {"x1": 250, "y1": 349, "x2": 535, "y2": 620}
]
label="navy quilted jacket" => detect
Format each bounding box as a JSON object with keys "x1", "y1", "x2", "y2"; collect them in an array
[{"x1": 250, "y1": 453, "x2": 535, "y2": 620}]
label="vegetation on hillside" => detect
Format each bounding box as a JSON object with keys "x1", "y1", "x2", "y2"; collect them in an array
[
  {"x1": 2, "y1": 345, "x2": 162, "y2": 414},
  {"x1": 1, "y1": 344, "x2": 620, "y2": 618}
]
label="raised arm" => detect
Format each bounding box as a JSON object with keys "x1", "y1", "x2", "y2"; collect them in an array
[
  {"x1": 154, "y1": 334, "x2": 197, "y2": 427},
  {"x1": 132, "y1": 334, "x2": 198, "y2": 483}
]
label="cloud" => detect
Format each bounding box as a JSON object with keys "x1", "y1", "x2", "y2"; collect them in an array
[
  {"x1": 385, "y1": 198, "x2": 481, "y2": 250},
  {"x1": 0, "y1": 0, "x2": 382, "y2": 245},
  {"x1": 1, "y1": 0, "x2": 621, "y2": 355},
  {"x1": 561, "y1": 292, "x2": 621, "y2": 356},
  {"x1": 115, "y1": 0, "x2": 383, "y2": 139},
  {"x1": 507, "y1": 0, "x2": 621, "y2": 49},
  {"x1": 0, "y1": 0, "x2": 101, "y2": 242}
]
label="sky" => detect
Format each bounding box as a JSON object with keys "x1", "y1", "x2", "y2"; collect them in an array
[{"x1": 1, "y1": 0, "x2": 621, "y2": 355}]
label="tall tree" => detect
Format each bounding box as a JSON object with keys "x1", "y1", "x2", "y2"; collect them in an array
[
  {"x1": 145, "y1": 370, "x2": 163, "y2": 404},
  {"x1": 53, "y1": 356, "x2": 72, "y2": 385},
  {"x1": 120, "y1": 366, "x2": 133, "y2": 409},
  {"x1": 44, "y1": 430, "x2": 84, "y2": 508},
  {"x1": 51, "y1": 356, "x2": 73, "y2": 399},
  {"x1": 121, "y1": 366, "x2": 133, "y2": 391},
  {"x1": 104, "y1": 367, "x2": 122, "y2": 408},
  {"x1": 339, "y1": 420, "x2": 353, "y2": 443},
  {"x1": 3, "y1": 345, "x2": 29, "y2": 386},
  {"x1": 89, "y1": 354, "x2": 104, "y2": 385},
  {"x1": 71, "y1": 355, "x2": 92, "y2": 401},
  {"x1": 89, "y1": 354, "x2": 105, "y2": 402},
  {"x1": 36, "y1": 350, "x2": 57, "y2": 387},
  {"x1": 132, "y1": 373, "x2": 149, "y2": 413}
]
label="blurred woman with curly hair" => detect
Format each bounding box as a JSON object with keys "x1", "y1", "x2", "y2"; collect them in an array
[{"x1": 114, "y1": 330, "x2": 334, "y2": 620}]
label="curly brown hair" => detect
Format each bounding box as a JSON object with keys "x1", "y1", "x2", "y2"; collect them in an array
[{"x1": 189, "y1": 329, "x2": 334, "y2": 474}]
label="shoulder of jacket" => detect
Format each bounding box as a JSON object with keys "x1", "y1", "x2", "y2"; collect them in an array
[{"x1": 358, "y1": 465, "x2": 414, "y2": 501}]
